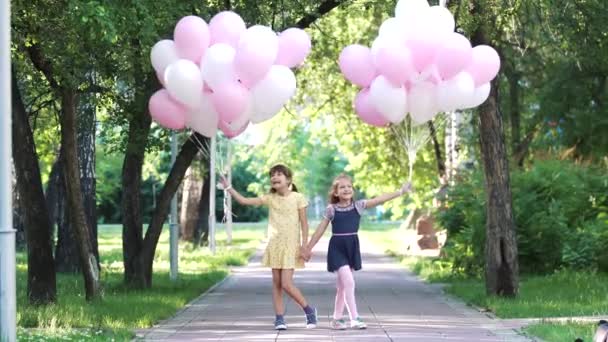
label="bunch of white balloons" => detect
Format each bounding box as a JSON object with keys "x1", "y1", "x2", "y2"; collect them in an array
[
  {"x1": 148, "y1": 11, "x2": 311, "y2": 138},
  {"x1": 339, "y1": 0, "x2": 500, "y2": 127}
]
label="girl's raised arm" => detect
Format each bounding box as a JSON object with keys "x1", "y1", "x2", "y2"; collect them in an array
[
  {"x1": 365, "y1": 182, "x2": 413, "y2": 209},
  {"x1": 220, "y1": 176, "x2": 264, "y2": 206}
]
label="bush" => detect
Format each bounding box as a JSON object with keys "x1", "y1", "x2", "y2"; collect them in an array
[{"x1": 437, "y1": 159, "x2": 608, "y2": 276}]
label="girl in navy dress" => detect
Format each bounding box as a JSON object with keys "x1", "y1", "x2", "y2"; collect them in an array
[{"x1": 303, "y1": 174, "x2": 412, "y2": 330}]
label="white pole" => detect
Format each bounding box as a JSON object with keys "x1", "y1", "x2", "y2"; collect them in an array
[
  {"x1": 169, "y1": 132, "x2": 178, "y2": 280},
  {"x1": 0, "y1": 0, "x2": 16, "y2": 340},
  {"x1": 225, "y1": 143, "x2": 232, "y2": 245},
  {"x1": 209, "y1": 136, "x2": 216, "y2": 254}
]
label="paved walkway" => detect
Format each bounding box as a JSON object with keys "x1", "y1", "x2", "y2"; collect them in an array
[{"x1": 137, "y1": 238, "x2": 537, "y2": 341}]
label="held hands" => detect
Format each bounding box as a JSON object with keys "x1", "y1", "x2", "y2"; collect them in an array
[
  {"x1": 299, "y1": 246, "x2": 312, "y2": 261},
  {"x1": 399, "y1": 182, "x2": 414, "y2": 195}
]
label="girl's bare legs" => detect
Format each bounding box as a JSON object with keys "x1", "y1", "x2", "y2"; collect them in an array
[
  {"x1": 272, "y1": 269, "x2": 284, "y2": 314},
  {"x1": 279, "y1": 269, "x2": 308, "y2": 308}
]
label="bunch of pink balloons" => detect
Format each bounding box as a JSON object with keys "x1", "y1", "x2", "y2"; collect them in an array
[
  {"x1": 148, "y1": 12, "x2": 312, "y2": 138},
  {"x1": 339, "y1": 0, "x2": 500, "y2": 127}
]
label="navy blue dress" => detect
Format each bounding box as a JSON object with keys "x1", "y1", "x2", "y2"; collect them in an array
[{"x1": 326, "y1": 201, "x2": 365, "y2": 273}]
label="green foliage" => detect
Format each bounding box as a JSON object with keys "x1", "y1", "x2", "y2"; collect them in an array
[{"x1": 437, "y1": 159, "x2": 608, "y2": 276}]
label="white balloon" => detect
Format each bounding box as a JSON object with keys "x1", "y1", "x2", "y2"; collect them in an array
[
  {"x1": 463, "y1": 82, "x2": 491, "y2": 109},
  {"x1": 200, "y1": 43, "x2": 237, "y2": 90},
  {"x1": 238, "y1": 25, "x2": 279, "y2": 60},
  {"x1": 408, "y1": 81, "x2": 438, "y2": 124},
  {"x1": 396, "y1": 0, "x2": 430, "y2": 25},
  {"x1": 369, "y1": 75, "x2": 407, "y2": 123},
  {"x1": 427, "y1": 6, "x2": 455, "y2": 34},
  {"x1": 371, "y1": 36, "x2": 389, "y2": 60},
  {"x1": 187, "y1": 93, "x2": 219, "y2": 138},
  {"x1": 437, "y1": 71, "x2": 474, "y2": 111},
  {"x1": 151, "y1": 40, "x2": 179, "y2": 75},
  {"x1": 378, "y1": 17, "x2": 403, "y2": 40},
  {"x1": 164, "y1": 59, "x2": 204, "y2": 109},
  {"x1": 250, "y1": 65, "x2": 296, "y2": 123}
]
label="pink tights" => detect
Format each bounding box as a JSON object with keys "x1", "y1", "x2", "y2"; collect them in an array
[{"x1": 333, "y1": 265, "x2": 358, "y2": 320}]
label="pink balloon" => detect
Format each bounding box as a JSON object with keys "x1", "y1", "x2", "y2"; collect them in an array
[
  {"x1": 148, "y1": 89, "x2": 187, "y2": 130},
  {"x1": 338, "y1": 45, "x2": 377, "y2": 87},
  {"x1": 406, "y1": 35, "x2": 440, "y2": 72},
  {"x1": 376, "y1": 45, "x2": 415, "y2": 86},
  {"x1": 275, "y1": 28, "x2": 312, "y2": 68},
  {"x1": 211, "y1": 81, "x2": 250, "y2": 122},
  {"x1": 354, "y1": 88, "x2": 390, "y2": 127},
  {"x1": 234, "y1": 26, "x2": 278, "y2": 87},
  {"x1": 465, "y1": 45, "x2": 501, "y2": 86},
  {"x1": 209, "y1": 11, "x2": 246, "y2": 47},
  {"x1": 435, "y1": 33, "x2": 473, "y2": 80},
  {"x1": 219, "y1": 120, "x2": 248, "y2": 139},
  {"x1": 174, "y1": 16, "x2": 210, "y2": 62}
]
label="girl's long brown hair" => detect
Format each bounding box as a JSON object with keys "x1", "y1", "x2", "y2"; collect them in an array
[
  {"x1": 328, "y1": 174, "x2": 353, "y2": 204},
  {"x1": 269, "y1": 164, "x2": 298, "y2": 193}
]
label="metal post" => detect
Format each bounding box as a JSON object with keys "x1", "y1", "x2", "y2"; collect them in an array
[
  {"x1": 169, "y1": 132, "x2": 178, "y2": 280},
  {"x1": 225, "y1": 143, "x2": 232, "y2": 245},
  {"x1": 0, "y1": 0, "x2": 16, "y2": 340},
  {"x1": 208, "y1": 135, "x2": 216, "y2": 254}
]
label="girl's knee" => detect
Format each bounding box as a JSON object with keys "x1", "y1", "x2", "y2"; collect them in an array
[{"x1": 281, "y1": 281, "x2": 294, "y2": 292}]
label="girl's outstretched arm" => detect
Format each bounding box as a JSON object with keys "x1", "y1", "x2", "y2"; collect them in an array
[
  {"x1": 220, "y1": 177, "x2": 263, "y2": 206},
  {"x1": 365, "y1": 182, "x2": 413, "y2": 209},
  {"x1": 306, "y1": 218, "x2": 330, "y2": 251}
]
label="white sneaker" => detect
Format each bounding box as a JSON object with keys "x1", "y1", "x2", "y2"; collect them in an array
[
  {"x1": 330, "y1": 318, "x2": 347, "y2": 330},
  {"x1": 350, "y1": 317, "x2": 367, "y2": 329}
]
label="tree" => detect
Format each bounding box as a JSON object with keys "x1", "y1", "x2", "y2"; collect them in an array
[
  {"x1": 11, "y1": 66, "x2": 57, "y2": 305},
  {"x1": 469, "y1": 0, "x2": 519, "y2": 296}
]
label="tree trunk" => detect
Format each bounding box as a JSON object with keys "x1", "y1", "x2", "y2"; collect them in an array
[
  {"x1": 77, "y1": 91, "x2": 99, "y2": 263},
  {"x1": 54, "y1": 148, "x2": 81, "y2": 273},
  {"x1": 59, "y1": 89, "x2": 101, "y2": 300},
  {"x1": 508, "y1": 71, "x2": 521, "y2": 161},
  {"x1": 12, "y1": 165, "x2": 26, "y2": 249},
  {"x1": 11, "y1": 67, "x2": 57, "y2": 305},
  {"x1": 138, "y1": 134, "x2": 206, "y2": 287},
  {"x1": 180, "y1": 166, "x2": 202, "y2": 242},
  {"x1": 473, "y1": 39, "x2": 519, "y2": 298},
  {"x1": 195, "y1": 166, "x2": 211, "y2": 247},
  {"x1": 45, "y1": 155, "x2": 61, "y2": 235},
  {"x1": 428, "y1": 121, "x2": 446, "y2": 177},
  {"x1": 55, "y1": 92, "x2": 99, "y2": 272},
  {"x1": 121, "y1": 103, "x2": 151, "y2": 288}
]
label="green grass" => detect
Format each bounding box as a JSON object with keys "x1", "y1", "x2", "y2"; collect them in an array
[
  {"x1": 524, "y1": 323, "x2": 598, "y2": 342},
  {"x1": 360, "y1": 223, "x2": 608, "y2": 341},
  {"x1": 17, "y1": 223, "x2": 263, "y2": 341}
]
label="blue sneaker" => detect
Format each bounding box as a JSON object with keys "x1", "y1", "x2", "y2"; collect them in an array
[
  {"x1": 274, "y1": 317, "x2": 287, "y2": 330},
  {"x1": 305, "y1": 307, "x2": 318, "y2": 328}
]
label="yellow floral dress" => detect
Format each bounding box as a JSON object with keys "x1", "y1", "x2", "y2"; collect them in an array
[{"x1": 260, "y1": 191, "x2": 309, "y2": 269}]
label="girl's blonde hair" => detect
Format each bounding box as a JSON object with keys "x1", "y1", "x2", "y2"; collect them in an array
[
  {"x1": 328, "y1": 173, "x2": 353, "y2": 204},
  {"x1": 268, "y1": 164, "x2": 298, "y2": 193}
]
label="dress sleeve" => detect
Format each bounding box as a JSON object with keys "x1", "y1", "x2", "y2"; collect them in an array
[
  {"x1": 355, "y1": 199, "x2": 367, "y2": 215},
  {"x1": 323, "y1": 205, "x2": 335, "y2": 221},
  {"x1": 296, "y1": 193, "x2": 309, "y2": 209}
]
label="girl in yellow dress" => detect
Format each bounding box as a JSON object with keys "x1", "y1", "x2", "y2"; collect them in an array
[{"x1": 220, "y1": 164, "x2": 317, "y2": 330}]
